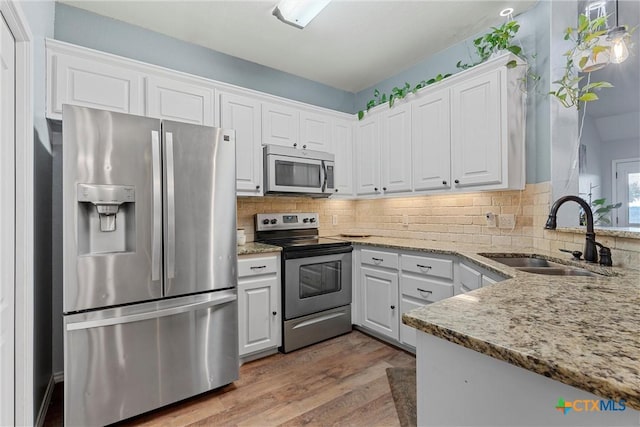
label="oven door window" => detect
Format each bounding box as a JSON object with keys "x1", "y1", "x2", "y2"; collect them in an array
[
  {"x1": 275, "y1": 160, "x2": 321, "y2": 188},
  {"x1": 299, "y1": 260, "x2": 342, "y2": 298}
]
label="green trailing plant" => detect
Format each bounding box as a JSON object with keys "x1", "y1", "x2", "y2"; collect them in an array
[
  {"x1": 457, "y1": 20, "x2": 523, "y2": 70},
  {"x1": 357, "y1": 73, "x2": 452, "y2": 120},
  {"x1": 357, "y1": 19, "x2": 537, "y2": 120},
  {"x1": 549, "y1": 14, "x2": 614, "y2": 109}
]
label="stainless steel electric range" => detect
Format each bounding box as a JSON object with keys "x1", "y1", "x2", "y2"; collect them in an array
[{"x1": 255, "y1": 213, "x2": 353, "y2": 353}]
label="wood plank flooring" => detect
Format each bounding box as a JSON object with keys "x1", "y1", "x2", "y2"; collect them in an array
[{"x1": 43, "y1": 331, "x2": 415, "y2": 426}]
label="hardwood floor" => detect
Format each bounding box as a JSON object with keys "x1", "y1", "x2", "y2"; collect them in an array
[{"x1": 43, "y1": 331, "x2": 415, "y2": 426}]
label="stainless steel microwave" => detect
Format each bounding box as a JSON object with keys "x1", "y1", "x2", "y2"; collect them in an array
[{"x1": 264, "y1": 145, "x2": 335, "y2": 197}]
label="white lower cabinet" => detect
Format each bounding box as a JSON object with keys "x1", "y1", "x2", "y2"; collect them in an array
[
  {"x1": 237, "y1": 253, "x2": 281, "y2": 358},
  {"x1": 399, "y1": 254, "x2": 454, "y2": 348},
  {"x1": 360, "y1": 265, "x2": 399, "y2": 340},
  {"x1": 455, "y1": 261, "x2": 506, "y2": 295},
  {"x1": 354, "y1": 246, "x2": 505, "y2": 350}
]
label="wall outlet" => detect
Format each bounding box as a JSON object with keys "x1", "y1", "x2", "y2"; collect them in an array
[
  {"x1": 498, "y1": 214, "x2": 516, "y2": 229},
  {"x1": 402, "y1": 214, "x2": 409, "y2": 226},
  {"x1": 332, "y1": 214, "x2": 338, "y2": 226},
  {"x1": 485, "y1": 212, "x2": 497, "y2": 228}
]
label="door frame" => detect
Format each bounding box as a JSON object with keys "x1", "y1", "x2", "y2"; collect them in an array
[
  {"x1": 0, "y1": 1, "x2": 32, "y2": 425},
  {"x1": 612, "y1": 157, "x2": 640, "y2": 227}
]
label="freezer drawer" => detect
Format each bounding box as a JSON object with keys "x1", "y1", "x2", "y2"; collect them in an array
[{"x1": 64, "y1": 290, "x2": 239, "y2": 426}]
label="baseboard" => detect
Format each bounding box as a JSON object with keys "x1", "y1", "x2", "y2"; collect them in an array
[
  {"x1": 35, "y1": 375, "x2": 55, "y2": 427},
  {"x1": 53, "y1": 371, "x2": 64, "y2": 383}
]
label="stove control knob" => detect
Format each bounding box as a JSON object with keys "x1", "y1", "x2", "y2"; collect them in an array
[
  {"x1": 270, "y1": 219, "x2": 277, "y2": 224},
  {"x1": 262, "y1": 219, "x2": 270, "y2": 225},
  {"x1": 309, "y1": 218, "x2": 317, "y2": 223},
  {"x1": 303, "y1": 218, "x2": 310, "y2": 223}
]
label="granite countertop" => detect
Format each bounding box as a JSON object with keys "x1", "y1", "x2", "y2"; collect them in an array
[
  {"x1": 329, "y1": 235, "x2": 640, "y2": 410},
  {"x1": 237, "y1": 242, "x2": 282, "y2": 256}
]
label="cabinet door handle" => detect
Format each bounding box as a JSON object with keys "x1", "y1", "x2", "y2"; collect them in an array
[
  {"x1": 454, "y1": 179, "x2": 460, "y2": 184},
  {"x1": 442, "y1": 180, "x2": 447, "y2": 185},
  {"x1": 382, "y1": 187, "x2": 387, "y2": 191},
  {"x1": 293, "y1": 143, "x2": 298, "y2": 147},
  {"x1": 374, "y1": 187, "x2": 378, "y2": 192},
  {"x1": 250, "y1": 265, "x2": 267, "y2": 270},
  {"x1": 335, "y1": 188, "x2": 339, "y2": 192},
  {"x1": 417, "y1": 288, "x2": 433, "y2": 296},
  {"x1": 390, "y1": 305, "x2": 396, "y2": 310},
  {"x1": 256, "y1": 185, "x2": 261, "y2": 190},
  {"x1": 272, "y1": 311, "x2": 277, "y2": 316},
  {"x1": 303, "y1": 144, "x2": 307, "y2": 149},
  {"x1": 416, "y1": 264, "x2": 432, "y2": 270}
]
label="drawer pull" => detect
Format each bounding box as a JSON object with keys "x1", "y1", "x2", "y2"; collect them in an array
[
  {"x1": 371, "y1": 257, "x2": 384, "y2": 263},
  {"x1": 250, "y1": 265, "x2": 267, "y2": 270},
  {"x1": 417, "y1": 288, "x2": 433, "y2": 296},
  {"x1": 417, "y1": 264, "x2": 432, "y2": 270},
  {"x1": 272, "y1": 311, "x2": 277, "y2": 316},
  {"x1": 390, "y1": 305, "x2": 396, "y2": 310}
]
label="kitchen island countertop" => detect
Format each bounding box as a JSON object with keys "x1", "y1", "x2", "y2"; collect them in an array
[{"x1": 329, "y1": 235, "x2": 640, "y2": 410}]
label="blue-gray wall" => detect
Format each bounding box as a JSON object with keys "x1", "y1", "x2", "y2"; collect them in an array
[
  {"x1": 54, "y1": 3, "x2": 355, "y2": 113},
  {"x1": 18, "y1": 0, "x2": 55, "y2": 422}
]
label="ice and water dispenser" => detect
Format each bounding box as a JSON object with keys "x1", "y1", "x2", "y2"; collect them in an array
[{"x1": 77, "y1": 184, "x2": 136, "y2": 255}]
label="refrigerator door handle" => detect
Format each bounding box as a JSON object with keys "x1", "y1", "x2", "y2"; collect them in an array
[
  {"x1": 165, "y1": 131, "x2": 176, "y2": 279},
  {"x1": 66, "y1": 291, "x2": 237, "y2": 331},
  {"x1": 151, "y1": 130, "x2": 162, "y2": 282}
]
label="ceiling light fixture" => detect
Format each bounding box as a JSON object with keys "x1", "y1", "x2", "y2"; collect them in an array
[
  {"x1": 499, "y1": 8, "x2": 514, "y2": 17},
  {"x1": 607, "y1": 0, "x2": 629, "y2": 64},
  {"x1": 272, "y1": 0, "x2": 331, "y2": 29}
]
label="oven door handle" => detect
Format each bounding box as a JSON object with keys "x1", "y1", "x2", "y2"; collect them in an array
[{"x1": 283, "y1": 245, "x2": 353, "y2": 260}]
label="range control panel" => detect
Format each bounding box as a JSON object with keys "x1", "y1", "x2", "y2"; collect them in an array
[{"x1": 255, "y1": 213, "x2": 319, "y2": 231}]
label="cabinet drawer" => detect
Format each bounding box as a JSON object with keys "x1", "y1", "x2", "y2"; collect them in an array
[
  {"x1": 360, "y1": 249, "x2": 399, "y2": 270},
  {"x1": 401, "y1": 274, "x2": 453, "y2": 303},
  {"x1": 238, "y1": 256, "x2": 278, "y2": 278},
  {"x1": 401, "y1": 254, "x2": 453, "y2": 280}
]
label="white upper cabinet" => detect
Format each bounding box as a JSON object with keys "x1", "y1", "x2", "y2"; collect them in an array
[
  {"x1": 47, "y1": 49, "x2": 145, "y2": 119},
  {"x1": 332, "y1": 118, "x2": 354, "y2": 197},
  {"x1": 300, "y1": 110, "x2": 332, "y2": 151},
  {"x1": 380, "y1": 103, "x2": 412, "y2": 194},
  {"x1": 146, "y1": 76, "x2": 214, "y2": 126},
  {"x1": 219, "y1": 91, "x2": 263, "y2": 195},
  {"x1": 355, "y1": 114, "x2": 381, "y2": 196},
  {"x1": 412, "y1": 88, "x2": 451, "y2": 191},
  {"x1": 262, "y1": 102, "x2": 300, "y2": 148},
  {"x1": 451, "y1": 69, "x2": 503, "y2": 188}
]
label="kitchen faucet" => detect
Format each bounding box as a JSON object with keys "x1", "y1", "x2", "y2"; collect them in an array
[{"x1": 544, "y1": 195, "x2": 599, "y2": 263}]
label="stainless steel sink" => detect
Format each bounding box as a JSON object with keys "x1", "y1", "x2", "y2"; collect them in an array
[
  {"x1": 488, "y1": 257, "x2": 554, "y2": 268},
  {"x1": 516, "y1": 267, "x2": 597, "y2": 277},
  {"x1": 481, "y1": 254, "x2": 600, "y2": 277}
]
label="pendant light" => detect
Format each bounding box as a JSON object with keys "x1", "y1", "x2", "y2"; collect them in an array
[{"x1": 607, "y1": 0, "x2": 630, "y2": 64}]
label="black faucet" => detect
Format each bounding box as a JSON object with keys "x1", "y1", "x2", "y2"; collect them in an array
[{"x1": 544, "y1": 195, "x2": 598, "y2": 263}]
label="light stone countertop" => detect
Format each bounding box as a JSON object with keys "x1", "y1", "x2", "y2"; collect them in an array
[
  {"x1": 236, "y1": 242, "x2": 282, "y2": 256},
  {"x1": 328, "y1": 235, "x2": 640, "y2": 410},
  {"x1": 557, "y1": 226, "x2": 640, "y2": 240}
]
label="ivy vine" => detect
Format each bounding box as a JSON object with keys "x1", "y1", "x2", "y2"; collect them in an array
[{"x1": 357, "y1": 20, "x2": 537, "y2": 120}]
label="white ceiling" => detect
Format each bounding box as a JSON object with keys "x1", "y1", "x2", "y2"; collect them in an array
[{"x1": 59, "y1": 0, "x2": 537, "y2": 93}]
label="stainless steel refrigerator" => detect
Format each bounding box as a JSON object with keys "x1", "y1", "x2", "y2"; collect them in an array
[{"x1": 62, "y1": 105, "x2": 239, "y2": 426}]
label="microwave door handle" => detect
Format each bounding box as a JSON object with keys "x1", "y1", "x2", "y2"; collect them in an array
[{"x1": 321, "y1": 160, "x2": 327, "y2": 192}]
